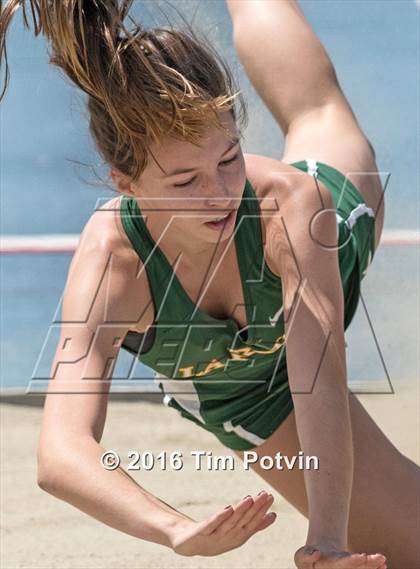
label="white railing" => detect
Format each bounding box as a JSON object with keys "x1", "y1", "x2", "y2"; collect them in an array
[{"x1": 1, "y1": 229, "x2": 419, "y2": 254}]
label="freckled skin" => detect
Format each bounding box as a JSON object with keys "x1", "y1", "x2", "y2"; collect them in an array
[{"x1": 111, "y1": 111, "x2": 248, "y2": 259}]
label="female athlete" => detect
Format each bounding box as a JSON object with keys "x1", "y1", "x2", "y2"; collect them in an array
[{"x1": 1, "y1": 1, "x2": 418, "y2": 568}]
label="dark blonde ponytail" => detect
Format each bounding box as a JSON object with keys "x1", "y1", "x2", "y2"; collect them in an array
[{"x1": 0, "y1": 0, "x2": 247, "y2": 180}]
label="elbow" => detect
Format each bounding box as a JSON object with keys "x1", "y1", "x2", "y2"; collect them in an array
[
  {"x1": 37, "y1": 470, "x2": 52, "y2": 492},
  {"x1": 36, "y1": 446, "x2": 61, "y2": 493},
  {"x1": 37, "y1": 459, "x2": 56, "y2": 492}
]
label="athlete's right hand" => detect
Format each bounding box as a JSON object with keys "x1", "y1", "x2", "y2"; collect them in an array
[
  {"x1": 294, "y1": 545, "x2": 387, "y2": 569},
  {"x1": 169, "y1": 490, "x2": 276, "y2": 556}
]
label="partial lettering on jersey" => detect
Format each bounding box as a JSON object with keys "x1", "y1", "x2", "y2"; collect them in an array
[{"x1": 177, "y1": 334, "x2": 286, "y2": 379}]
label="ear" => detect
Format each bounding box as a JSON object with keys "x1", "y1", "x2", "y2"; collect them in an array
[{"x1": 110, "y1": 168, "x2": 136, "y2": 196}]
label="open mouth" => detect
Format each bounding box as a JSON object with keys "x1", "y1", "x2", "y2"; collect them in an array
[{"x1": 204, "y1": 209, "x2": 236, "y2": 230}]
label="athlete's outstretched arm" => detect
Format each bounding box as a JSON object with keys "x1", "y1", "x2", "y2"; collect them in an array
[
  {"x1": 37, "y1": 214, "x2": 276, "y2": 557},
  {"x1": 226, "y1": 0, "x2": 358, "y2": 136},
  {"x1": 267, "y1": 178, "x2": 386, "y2": 569}
]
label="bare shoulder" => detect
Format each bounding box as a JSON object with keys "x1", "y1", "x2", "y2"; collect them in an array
[
  {"x1": 243, "y1": 151, "x2": 322, "y2": 229},
  {"x1": 244, "y1": 151, "x2": 335, "y2": 217},
  {"x1": 244, "y1": 153, "x2": 336, "y2": 278},
  {"x1": 244, "y1": 152, "x2": 311, "y2": 194},
  {"x1": 63, "y1": 195, "x2": 153, "y2": 334},
  {"x1": 69, "y1": 195, "x2": 136, "y2": 278}
]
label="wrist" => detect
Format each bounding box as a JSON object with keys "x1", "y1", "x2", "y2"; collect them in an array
[
  {"x1": 307, "y1": 518, "x2": 348, "y2": 550},
  {"x1": 163, "y1": 514, "x2": 194, "y2": 550},
  {"x1": 306, "y1": 536, "x2": 349, "y2": 551}
]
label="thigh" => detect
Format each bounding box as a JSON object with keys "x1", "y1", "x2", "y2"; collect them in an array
[
  {"x1": 228, "y1": 0, "x2": 339, "y2": 134},
  {"x1": 234, "y1": 389, "x2": 420, "y2": 565},
  {"x1": 280, "y1": 102, "x2": 385, "y2": 253}
]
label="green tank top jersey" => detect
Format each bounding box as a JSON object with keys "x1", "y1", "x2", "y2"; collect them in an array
[{"x1": 120, "y1": 159, "x2": 376, "y2": 450}]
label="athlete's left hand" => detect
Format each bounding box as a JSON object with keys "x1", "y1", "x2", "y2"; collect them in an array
[{"x1": 294, "y1": 545, "x2": 387, "y2": 569}]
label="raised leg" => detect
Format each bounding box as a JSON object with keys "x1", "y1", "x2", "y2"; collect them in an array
[
  {"x1": 227, "y1": 0, "x2": 385, "y2": 255},
  {"x1": 227, "y1": 0, "x2": 349, "y2": 134},
  {"x1": 233, "y1": 390, "x2": 420, "y2": 568}
]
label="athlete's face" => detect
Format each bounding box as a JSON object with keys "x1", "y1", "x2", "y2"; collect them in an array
[{"x1": 112, "y1": 111, "x2": 247, "y2": 247}]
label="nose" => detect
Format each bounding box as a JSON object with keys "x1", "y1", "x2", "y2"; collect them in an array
[{"x1": 203, "y1": 175, "x2": 233, "y2": 210}]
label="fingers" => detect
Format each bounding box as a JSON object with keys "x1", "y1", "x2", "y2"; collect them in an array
[
  {"x1": 294, "y1": 549, "x2": 387, "y2": 569},
  {"x1": 220, "y1": 491, "x2": 275, "y2": 533},
  {"x1": 240, "y1": 492, "x2": 276, "y2": 532},
  {"x1": 198, "y1": 505, "x2": 235, "y2": 536},
  {"x1": 200, "y1": 490, "x2": 277, "y2": 540},
  {"x1": 294, "y1": 546, "x2": 322, "y2": 569},
  {"x1": 216, "y1": 495, "x2": 259, "y2": 532},
  {"x1": 254, "y1": 511, "x2": 277, "y2": 532},
  {"x1": 368, "y1": 553, "x2": 387, "y2": 567},
  {"x1": 362, "y1": 553, "x2": 386, "y2": 569},
  {"x1": 334, "y1": 553, "x2": 387, "y2": 568}
]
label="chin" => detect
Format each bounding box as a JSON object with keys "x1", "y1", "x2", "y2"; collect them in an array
[{"x1": 201, "y1": 226, "x2": 235, "y2": 243}]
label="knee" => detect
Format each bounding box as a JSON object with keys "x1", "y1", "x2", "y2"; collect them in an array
[{"x1": 365, "y1": 137, "x2": 377, "y2": 161}]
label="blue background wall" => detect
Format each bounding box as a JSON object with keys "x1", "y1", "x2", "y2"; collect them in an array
[{"x1": 1, "y1": 0, "x2": 418, "y2": 390}]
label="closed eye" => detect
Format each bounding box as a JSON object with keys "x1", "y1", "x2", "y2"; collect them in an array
[
  {"x1": 174, "y1": 178, "x2": 196, "y2": 188},
  {"x1": 220, "y1": 153, "x2": 239, "y2": 166},
  {"x1": 174, "y1": 153, "x2": 240, "y2": 188}
]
